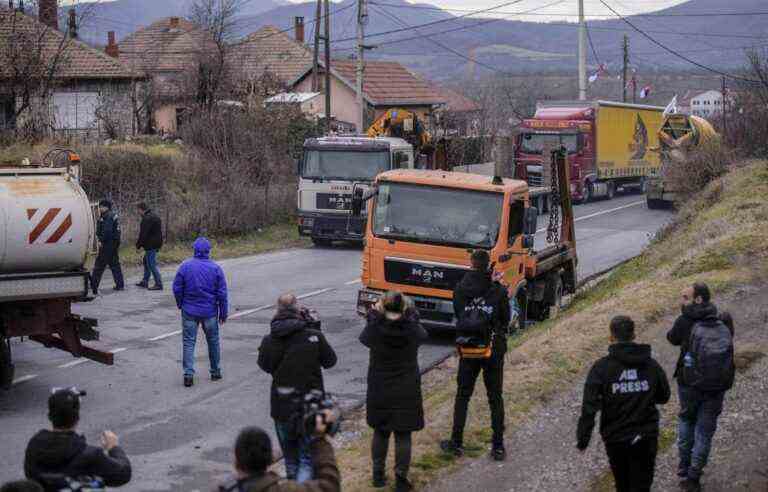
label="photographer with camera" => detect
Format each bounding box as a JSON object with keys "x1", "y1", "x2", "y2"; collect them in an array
[
  {"x1": 217, "y1": 407, "x2": 341, "y2": 492},
  {"x1": 24, "y1": 388, "x2": 132, "y2": 491},
  {"x1": 360, "y1": 291, "x2": 427, "y2": 492},
  {"x1": 258, "y1": 294, "x2": 337, "y2": 483}
]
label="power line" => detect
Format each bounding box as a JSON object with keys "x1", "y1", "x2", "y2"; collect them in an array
[
  {"x1": 369, "y1": 2, "x2": 768, "y2": 18},
  {"x1": 597, "y1": 0, "x2": 759, "y2": 83}
]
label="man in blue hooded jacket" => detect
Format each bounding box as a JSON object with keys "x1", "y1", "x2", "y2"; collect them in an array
[{"x1": 173, "y1": 237, "x2": 229, "y2": 387}]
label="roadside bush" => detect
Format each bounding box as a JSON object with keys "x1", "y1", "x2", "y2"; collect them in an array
[{"x1": 664, "y1": 141, "x2": 735, "y2": 203}]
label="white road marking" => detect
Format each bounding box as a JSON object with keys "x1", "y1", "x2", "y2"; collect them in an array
[
  {"x1": 58, "y1": 358, "x2": 90, "y2": 369},
  {"x1": 111, "y1": 347, "x2": 128, "y2": 354},
  {"x1": 12, "y1": 374, "x2": 38, "y2": 385},
  {"x1": 229, "y1": 305, "x2": 274, "y2": 320},
  {"x1": 148, "y1": 330, "x2": 182, "y2": 342},
  {"x1": 536, "y1": 200, "x2": 645, "y2": 233},
  {"x1": 297, "y1": 288, "x2": 334, "y2": 300},
  {"x1": 345, "y1": 279, "x2": 361, "y2": 285}
]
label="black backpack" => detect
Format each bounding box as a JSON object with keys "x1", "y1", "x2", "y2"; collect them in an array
[
  {"x1": 456, "y1": 291, "x2": 494, "y2": 358},
  {"x1": 682, "y1": 319, "x2": 735, "y2": 391}
]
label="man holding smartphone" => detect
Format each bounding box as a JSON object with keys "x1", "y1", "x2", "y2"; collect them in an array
[{"x1": 24, "y1": 388, "x2": 132, "y2": 491}]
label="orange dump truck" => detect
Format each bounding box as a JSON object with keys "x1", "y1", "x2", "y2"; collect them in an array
[{"x1": 352, "y1": 150, "x2": 578, "y2": 329}]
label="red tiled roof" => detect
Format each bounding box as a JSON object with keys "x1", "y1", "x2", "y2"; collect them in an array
[
  {"x1": 232, "y1": 25, "x2": 313, "y2": 84},
  {"x1": 0, "y1": 9, "x2": 139, "y2": 80},
  {"x1": 119, "y1": 17, "x2": 217, "y2": 73},
  {"x1": 325, "y1": 60, "x2": 445, "y2": 107},
  {"x1": 431, "y1": 84, "x2": 480, "y2": 113}
]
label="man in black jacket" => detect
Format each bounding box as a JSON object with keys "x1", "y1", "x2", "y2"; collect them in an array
[
  {"x1": 441, "y1": 250, "x2": 511, "y2": 461},
  {"x1": 24, "y1": 388, "x2": 132, "y2": 491},
  {"x1": 577, "y1": 316, "x2": 671, "y2": 492},
  {"x1": 90, "y1": 200, "x2": 124, "y2": 295},
  {"x1": 135, "y1": 202, "x2": 164, "y2": 291},
  {"x1": 667, "y1": 283, "x2": 729, "y2": 491},
  {"x1": 257, "y1": 294, "x2": 337, "y2": 483}
]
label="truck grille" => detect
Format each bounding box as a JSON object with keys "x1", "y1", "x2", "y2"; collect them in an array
[
  {"x1": 384, "y1": 258, "x2": 468, "y2": 291},
  {"x1": 527, "y1": 172, "x2": 544, "y2": 187}
]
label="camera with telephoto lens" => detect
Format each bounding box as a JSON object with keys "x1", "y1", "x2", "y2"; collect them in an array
[{"x1": 280, "y1": 388, "x2": 340, "y2": 439}]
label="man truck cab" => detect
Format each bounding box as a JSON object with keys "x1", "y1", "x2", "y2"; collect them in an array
[{"x1": 297, "y1": 136, "x2": 415, "y2": 245}]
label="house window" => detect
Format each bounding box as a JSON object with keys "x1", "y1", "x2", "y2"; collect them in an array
[{"x1": 52, "y1": 92, "x2": 100, "y2": 130}]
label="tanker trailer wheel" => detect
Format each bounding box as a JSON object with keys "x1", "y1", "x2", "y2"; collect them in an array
[
  {"x1": 647, "y1": 197, "x2": 662, "y2": 210},
  {"x1": 547, "y1": 276, "x2": 564, "y2": 319}
]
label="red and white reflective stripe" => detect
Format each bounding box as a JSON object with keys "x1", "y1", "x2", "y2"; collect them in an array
[{"x1": 27, "y1": 208, "x2": 74, "y2": 244}]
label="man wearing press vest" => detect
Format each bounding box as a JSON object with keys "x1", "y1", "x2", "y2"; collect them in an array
[
  {"x1": 577, "y1": 316, "x2": 671, "y2": 492},
  {"x1": 667, "y1": 283, "x2": 735, "y2": 492},
  {"x1": 440, "y1": 249, "x2": 510, "y2": 461}
]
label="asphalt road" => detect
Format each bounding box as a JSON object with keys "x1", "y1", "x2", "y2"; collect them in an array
[{"x1": 0, "y1": 194, "x2": 672, "y2": 490}]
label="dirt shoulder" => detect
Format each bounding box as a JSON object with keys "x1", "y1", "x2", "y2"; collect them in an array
[
  {"x1": 425, "y1": 283, "x2": 768, "y2": 492},
  {"x1": 329, "y1": 160, "x2": 768, "y2": 491}
]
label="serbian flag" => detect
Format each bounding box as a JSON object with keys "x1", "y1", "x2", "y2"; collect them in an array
[{"x1": 639, "y1": 85, "x2": 651, "y2": 99}]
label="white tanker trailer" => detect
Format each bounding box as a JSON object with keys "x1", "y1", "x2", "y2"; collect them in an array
[{"x1": 1, "y1": 151, "x2": 113, "y2": 389}]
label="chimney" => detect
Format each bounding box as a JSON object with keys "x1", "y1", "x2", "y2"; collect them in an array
[
  {"x1": 294, "y1": 16, "x2": 305, "y2": 44},
  {"x1": 38, "y1": 0, "x2": 58, "y2": 31},
  {"x1": 169, "y1": 16, "x2": 179, "y2": 29},
  {"x1": 68, "y1": 8, "x2": 77, "y2": 38},
  {"x1": 105, "y1": 31, "x2": 119, "y2": 58}
]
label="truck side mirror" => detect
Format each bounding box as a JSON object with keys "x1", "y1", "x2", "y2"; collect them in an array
[
  {"x1": 351, "y1": 188, "x2": 364, "y2": 217},
  {"x1": 524, "y1": 207, "x2": 538, "y2": 235}
]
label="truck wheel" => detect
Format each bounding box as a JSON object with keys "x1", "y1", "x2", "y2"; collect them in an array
[
  {"x1": 547, "y1": 277, "x2": 564, "y2": 319},
  {"x1": 312, "y1": 238, "x2": 332, "y2": 247},
  {"x1": 647, "y1": 197, "x2": 661, "y2": 210},
  {"x1": 580, "y1": 182, "x2": 592, "y2": 204}
]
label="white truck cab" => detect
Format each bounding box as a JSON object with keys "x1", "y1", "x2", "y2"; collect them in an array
[{"x1": 297, "y1": 136, "x2": 415, "y2": 244}]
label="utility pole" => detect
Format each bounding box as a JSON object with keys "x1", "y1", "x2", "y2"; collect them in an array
[
  {"x1": 632, "y1": 72, "x2": 637, "y2": 103},
  {"x1": 312, "y1": 0, "x2": 321, "y2": 92},
  {"x1": 721, "y1": 75, "x2": 728, "y2": 142},
  {"x1": 578, "y1": 0, "x2": 586, "y2": 100},
  {"x1": 622, "y1": 35, "x2": 628, "y2": 103},
  {"x1": 324, "y1": 0, "x2": 331, "y2": 134},
  {"x1": 356, "y1": 0, "x2": 367, "y2": 134}
]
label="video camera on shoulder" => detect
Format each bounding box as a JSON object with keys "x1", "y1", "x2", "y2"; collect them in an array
[
  {"x1": 300, "y1": 307, "x2": 322, "y2": 331},
  {"x1": 278, "y1": 388, "x2": 340, "y2": 439}
]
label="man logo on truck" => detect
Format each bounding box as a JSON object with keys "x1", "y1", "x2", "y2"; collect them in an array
[{"x1": 411, "y1": 267, "x2": 445, "y2": 284}]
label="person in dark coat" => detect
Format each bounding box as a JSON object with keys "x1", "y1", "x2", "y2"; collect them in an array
[
  {"x1": 0, "y1": 481, "x2": 43, "y2": 492},
  {"x1": 135, "y1": 202, "x2": 164, "y2": 290},
  {"x1": 360, "y1": 291, "x2": 427, "y2": 492},
  {"x1": 90, "y1": 200, "x2": 124, "y2": 295},
  {"x1": 667, "y1": 283, "x2": 731, "y2": 492},
  {"x1": 441, "y1": 249, "x2": 511, "y2": 461},
  {"x1": 577, "y1": 316, "x2": 671, "y2": 492},
  {"x1": 24, "y1": 389, "x2": 131, "y2": 491},
  {"x1": 258, "y1": 294, "x2": 337, "y2": 483}
]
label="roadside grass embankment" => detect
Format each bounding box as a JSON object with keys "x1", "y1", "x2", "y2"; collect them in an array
[{"x1": 331, "y1": 159, "x2": 768, "y2": 491}]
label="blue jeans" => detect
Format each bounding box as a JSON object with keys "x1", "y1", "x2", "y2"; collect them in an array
[
  {"x1": 181, "y1": 313, "x2": 221, "y2": 377},
  {"x1": 274, "y1": 421, "x2": 313, "y2": 483},
  {"x1": 677, "y1": 383, "x2": 725, "y2": 480},
  {"x1": 142, "y1": 249, "x2": 162, "y2": 286}
]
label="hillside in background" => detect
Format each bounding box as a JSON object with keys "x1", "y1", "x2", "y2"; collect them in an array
[{"x1": 67, "y1": 0, "x2": 767, "y2": 81}]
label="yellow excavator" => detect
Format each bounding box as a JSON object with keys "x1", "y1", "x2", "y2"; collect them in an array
[{"x1": 366, "y1": 109, "x2": 447, "y2": 170}]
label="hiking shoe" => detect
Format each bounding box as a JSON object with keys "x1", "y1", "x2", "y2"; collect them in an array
[
  {"x1": 114, "y1": 286, "x2": 125, "y2": 291},
  {"x1": 148, "y1": 285, "x2": 163, "y2": 291},
  {"x1": 372, "y1": 472, "x2": 387, "y2": 488},
  {"x1": 439, "y1": 440, "x2": 464, "y2": 457},
  {"x1": 492, "y1": 445, "x2": 507, "y2": 461},
  {"x1": 211, "y1": 373, "x2": 222, "y2": 381},
  {"x1": 135, "y1": 282, "x2": 148, "y2": 288},
  {"x1": 395, "y1": 476, "x2": 413, "y2": 492},
  {"x1": 184, "y1": 376, "x2": 194, "y2": 387},
  {"x1": 681, "y1": 478, "x2": 701, "y2": 492},
  {"x1": 677, "y1": 464, "x2": 689, "y2": 479}
]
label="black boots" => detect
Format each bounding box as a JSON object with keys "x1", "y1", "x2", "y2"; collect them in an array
[
  {"x1": 372, "y1": 470, "x2": 387, "y2": 488},
  {"x1": 184, "y1": 375, "x2": 193, "y2": 387},
  {"x1": 395, "y1": 475, "x2": 413, "y2": 492}
]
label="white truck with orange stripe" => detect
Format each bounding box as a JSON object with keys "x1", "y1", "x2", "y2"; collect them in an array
[{"x1": 1, "y1": 153, "x2": 114, "y2": 389}]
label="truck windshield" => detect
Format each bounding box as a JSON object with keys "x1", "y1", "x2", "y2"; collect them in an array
[
  {"x1": 373, "y1": 182, "x2": 503, "y2": 249},
  {"x1": 520, "y1": 133, "x2": 578, "y2": 154},
  {"x1": 302, "y1": 150, "x2": 391, "y2": 181}
]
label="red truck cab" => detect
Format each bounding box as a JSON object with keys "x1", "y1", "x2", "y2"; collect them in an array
[{"x1": 514, "y1": 104, "x2": 595, "y2": 203}]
